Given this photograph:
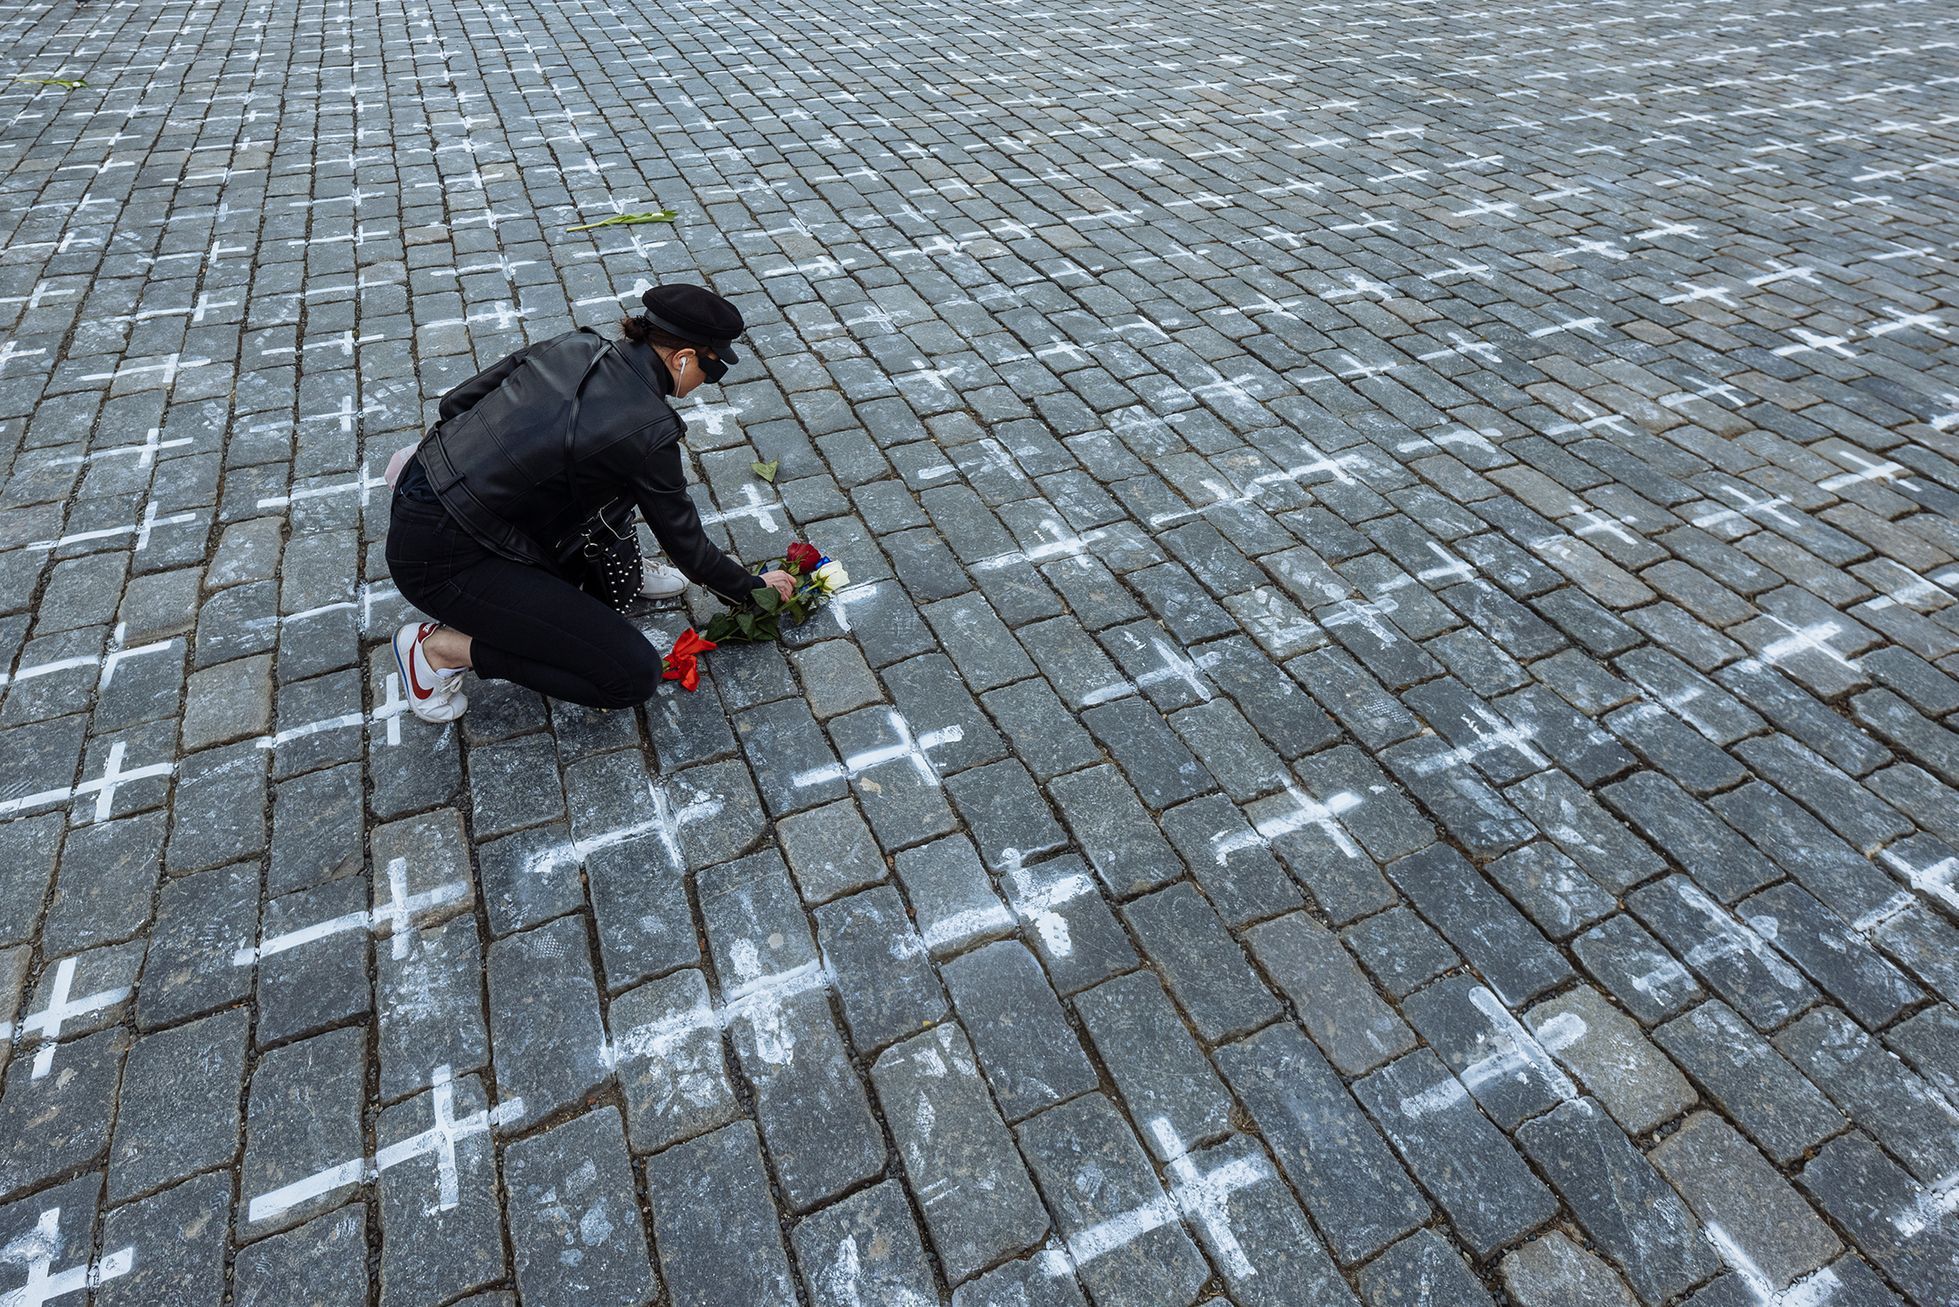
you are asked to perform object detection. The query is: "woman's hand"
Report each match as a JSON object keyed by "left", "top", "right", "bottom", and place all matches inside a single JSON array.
[{"left": 759, "top": 569, "right": 795, "bottom": 602}]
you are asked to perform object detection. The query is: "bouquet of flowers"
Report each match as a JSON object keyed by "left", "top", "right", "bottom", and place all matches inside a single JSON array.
[{"left": 661, "top": 541, "right": 848, "bottom": 690}]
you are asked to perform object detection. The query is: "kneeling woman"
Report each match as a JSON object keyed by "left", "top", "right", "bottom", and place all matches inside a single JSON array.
[{"left": 385, "top": 283, "right": 794, "bottom": 722}]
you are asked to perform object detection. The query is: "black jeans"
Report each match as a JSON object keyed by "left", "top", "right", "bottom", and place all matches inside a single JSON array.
[{"left": 385, "top": 489, "right": 662, "bottom": 710}]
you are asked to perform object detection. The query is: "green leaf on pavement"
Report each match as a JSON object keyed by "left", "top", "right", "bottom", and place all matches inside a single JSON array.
[
  {"left": 751, "top": 459, "right": 778, "bottom": 483},
  {"left": 565, "top": 209, "right": 678, "bottom": 232}
]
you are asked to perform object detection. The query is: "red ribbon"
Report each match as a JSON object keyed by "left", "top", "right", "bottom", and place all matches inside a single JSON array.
[{"left": 661, "top": 628, "right": 718, "bottom": 692}]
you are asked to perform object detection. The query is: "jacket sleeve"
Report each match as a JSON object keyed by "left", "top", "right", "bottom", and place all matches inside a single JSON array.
[
  {"left": 630, "top": 441, "right": 761, "bottom": 605},
  {"left": 437, "top": 342, "right": 541, "bottom": 422}
]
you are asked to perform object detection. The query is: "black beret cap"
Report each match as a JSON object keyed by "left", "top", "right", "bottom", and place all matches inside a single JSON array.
[{"left": 640, "top": 283, "right": 744, "bottom": 365}]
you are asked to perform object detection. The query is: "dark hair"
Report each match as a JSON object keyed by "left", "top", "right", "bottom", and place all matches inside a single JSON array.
[{"left": 618, "top": 314, "right": 695, "bottom": 353}]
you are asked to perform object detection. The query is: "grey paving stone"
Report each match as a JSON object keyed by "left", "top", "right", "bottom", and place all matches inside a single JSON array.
[
  {"left": 166, "top": 740, "right": 268, "bottom": 872},
  {"left": 1741, "top": 881, "right": 1922, "bottom": 1027},
  {"left": 0, "top": 1024, "right": 125, "bottom": 1202},
  {"left": 108, "top": 1008, "right": 246, "bottom": 1201},
  {"left": 1630, "top": 874, "right": 1818, "bottom": 1029},
  {"left": 607, "top": 969, "right": 738, "bottom": 1154},
  {"left": 825, "top": 704, "right": 962, "bottom": 848},
  {"left": 815, "top": 885, "right": 946, "bottom": 1051},
  {"left": 701, "top": 854, "right": 883, "bottom": 1209},
  {"left": 777, "top": 798, "right": 885, "bottom": 903},
  {"left": 794, "top": 1179, "right": 940, "bottom": 1307},
  {"left": 1176, "top": 1133, "right": 1358, "bottom": 1307},
  {"left": 1774, "top": 1007, "right": 1959, "bottom": 1185},
  {"left": 1887, "top": 1004, "right": 1959, "bottom": 1102},
  {"left": 267, "top": 762, "right": 364, "bottom": 895},
  {"left": 232, "top": 1202, "right": 369, "bottom": 1307},
  {"left": 1084, "top": 695, "right": 1215, "bottom": 808},
  {"left": 1215, "top": 1022, "right": 1428, "bottom": 1265},
  {"left": 1485, "top": 841, "right": 1616, "bottom": 940},
  {"left": 505, "top": 1106, "right": 656, "bottom": 1307},
  {"left": 873, "top": 1021, "right": 1049, "bottom": 1283},
  {"left": 237, "top": 1025, "right": 366, "bottom": 1239},
  {"left": 947, "top": 758, "right": 1070, "bottom": 871},
  {"left": 1500, "top": 1232, "right": 1640, "bottom": 1307},
  {"left": 475, "top": 823, "right": 586, "bottom": 937},
  {"left": 376, "top": 1073, "right": 507, "bottom": 1306},
  {"left": 645, "top": 1119, "right": 798, "bottom": 1307},
  {"left": 1342, "top": 906, "right": 1460, "bottom": 999},
  {"left": 1076, "top": 970, "right": 1235, "bottom": 1159},
  {"left": 1353, "top": 1048, "right": 1559, "bottom": 1257},
  {"left": 1018, "top": 1094, "right": 1211, "bottom": 1307},
  {"left": 1656, "top": 1002, "right": 1845, "bottom": 1165},
  {"left": 943, "top": 939, "right": 1099, "bottom": 1120},
  {"left": 485, "top": 914, "right": 609, "bottom": 1128},
  {"left": 1518, "top": 1097, "right": 1719, "bottom": 1304},
  {"left": 1573, "top": 914, "right": 1705, "bottom": 1025},
  {"left": 0, "top": 812, "right": 60, "bottom": 948},
  {"left": 1525, "top": 985, "right": 1693, "bottom": 1136},
  {"left": 984, "top": 677, "right": 1106, "bottom": 781},
  {"left": 893, "top": 834, "right": 1015, "bottom": 959},
  {"left": 1799, "top": 1133, "right": 1959, "bottom": 1306},
  {"left": 137, "top": 858, "right": 257, "bottom": 1028},
  {"left": 1244, "top": 911, "right": 1412, "bottom": 1075},
  {"left": 97, "top": 1170, "right": 231, "bottom": 1307},
  {"left": 1048, "top": 764, "right": 1185, "bottom": 899},
  {"left": 789, "top": 637, "right": 883, "bottom": 719},
  {"left": 1358, "top": 1230, "right": 1496, "bottom": 1307},
  {"left": 41, "top": 808, "right": 165, "bottom": 952},
  {"left": 255, "top": 876, "right": 371, "bottom": 1044},
  {"left": 1651, "top": 1111, "right": 1842, "bottom": 1293},
  {"left": 1506, "top": 768, "right": 1666, "bottom": 894},
  {"left": 1158, "top": 793, "right": 1303, "bottom": 927},
  {"left": 1126, "top": 882, "right": 1280, "bottom": 1044},
  {"left": 1386, "top": 844, "right": 1572, "bottom": 1006},
  {"left": 951, "top": 1257, "right": 1090, "bottom": 1307}
]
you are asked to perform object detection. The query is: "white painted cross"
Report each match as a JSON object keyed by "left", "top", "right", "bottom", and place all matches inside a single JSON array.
[
  {"left": 603, "top": 958, "right": 832, "bottom": 1073},
  {"left": 1216, "top": 787, "right": 1364, "bottom": 862},
  {"left": 246, "top": 1065, "right": 522, "bottom": 1225},
  {"left": 5, "top": 957, "right": 132, "bottom": 1081},
  {"left": 1772, "top": 329, "right": 1858, "bottom": 360},
  {"left": 792, "top": 711, "right": 964, "bottom": 789},
  {"left": 44, "top": 428, "right": 190, "bottom": 469},
  {"left": 697, "top": 484, "right": 782, "bottom": 533},
  {"left": 25, "top": 502, "right": 201, "bottom": 554},
  {"left": 1704, "top": 1224, "right": 1842, "bottom": 1306},
  {"left": 256, "top": 466, "right": 390, "bottom": 512},
  {"left": 1818, "top": 449, "right": 1913, "bottom": 493},
  {"left": 0, "top": 340, "right": 49, "bottom": 379},
  {"left": 1755, "top": 617, "right": 1858, "bottom": 672},
  {"left": 78, "top": 354, "right": 212, "bottom": 387},
  {"left": 231, "top": 861, "right": 469, "bottom": 967},
  {"left": 0, "top": 744, "right": 175, "bottom": 821},
  {"left": 0, "top": 1207, "right": 134, "bottom": 1307},
  {"left": 1147, "top": 1119, "right": 1262, "bottom": 1280}
]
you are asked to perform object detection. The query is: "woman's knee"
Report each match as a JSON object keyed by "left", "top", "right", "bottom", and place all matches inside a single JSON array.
[{"left": 592, "top": 641, "right": 662, "bottom": 709}]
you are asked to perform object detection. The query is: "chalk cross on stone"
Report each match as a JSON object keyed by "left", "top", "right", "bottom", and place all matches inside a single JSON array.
[
  {"left": 1217, "top": 786, "right": 1365, "bottom": 862},
  {"left": 232, "top": 860, "right": 470, "bottom": 967},
  {"left": 0, "top": 1207, "right": 135, "bottom": 1307},
  {"left": 5, "top": 957, "right": 132, "bottom": 1081},
  {"left": 792, "top": 710, "right": 964, "bottom": 789},
  {"left": 246, "top": 1065, "right": 522, "bottom": 1225}
]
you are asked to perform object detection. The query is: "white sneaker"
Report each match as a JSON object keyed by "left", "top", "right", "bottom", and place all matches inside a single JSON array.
[
  {"left": 639, "top": 560, "right": 689, "bottom": 599},
  {"left": 392, "top": 621, "right": 469, "bottom": 723}
]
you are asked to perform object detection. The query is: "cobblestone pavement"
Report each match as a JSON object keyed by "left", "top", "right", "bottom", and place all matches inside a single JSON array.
[{"left": 2, "top": 0, "right": 1958, "bottom": 1302}]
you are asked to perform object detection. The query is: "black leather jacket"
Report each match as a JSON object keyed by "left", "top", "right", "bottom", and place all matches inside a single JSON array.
[{"left": 416, "top": 328, "right": 756, "bottom": 603}]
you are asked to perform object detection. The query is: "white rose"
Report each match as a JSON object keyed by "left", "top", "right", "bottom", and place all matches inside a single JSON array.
[{"left": 814, "top": 560, "right": 849, "bottom": 591}]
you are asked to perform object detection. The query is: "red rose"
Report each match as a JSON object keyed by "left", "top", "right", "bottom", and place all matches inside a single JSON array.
[{"left": 785, "top": 541, "right": 822, "bottom": 574}]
